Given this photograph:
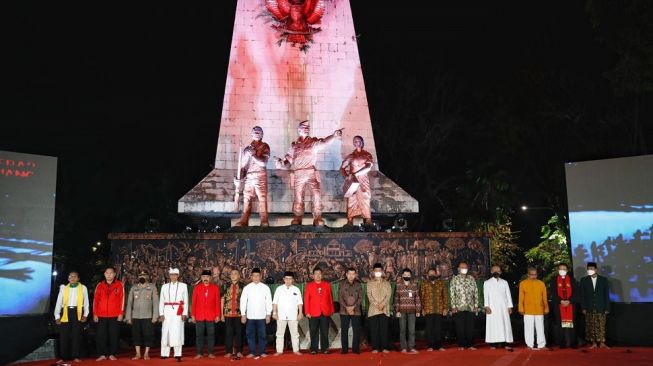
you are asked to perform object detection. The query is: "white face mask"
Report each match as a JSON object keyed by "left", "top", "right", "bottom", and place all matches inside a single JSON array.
[
  {"left": 374, "top": 271, "right": 382, "bottom": 278},
  {"left": 587, "top": 269, "right": 596, "bottom": 276},
  {"left": 459, "top": 268, "right": 468, "bottom": 275},
  {"left": 559, "top": 270, "right": 567, "bottom": 277}
]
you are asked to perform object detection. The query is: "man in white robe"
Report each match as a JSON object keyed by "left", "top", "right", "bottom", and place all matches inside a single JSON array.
[
  {"left": 159, "top": 268, "right": 189, "bottom": 361},
  {"left": 483, "top": 265, "right": 514, "bottom": 350}
]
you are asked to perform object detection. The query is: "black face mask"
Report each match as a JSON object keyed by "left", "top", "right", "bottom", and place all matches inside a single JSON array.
[
  {"left": 402, "top": 277, "right": 411, "bottom": 282},
  {"left": 428, "top": 275, "right": 437, "bottom": 281},
  {"left": 492, "top": 272, "right": 501, "bottom": 278},
  {"left": 138, "top": 277, "right": 146, "bottom": 284}
]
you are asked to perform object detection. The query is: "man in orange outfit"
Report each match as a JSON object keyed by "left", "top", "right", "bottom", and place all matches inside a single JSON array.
[{"left": 518, "top": 267, "right": 549, "bottom": 350}]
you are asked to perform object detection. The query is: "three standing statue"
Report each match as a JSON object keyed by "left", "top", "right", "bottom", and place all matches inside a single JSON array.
[{"left": 233, "top": 121, "right": 374, "bottom": 227}]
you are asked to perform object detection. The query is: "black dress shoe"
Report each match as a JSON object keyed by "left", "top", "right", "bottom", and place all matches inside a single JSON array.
[
  {"left": 340, "top": 350, "right": 348, "bottom": 354},
  {"left": 310, "top": 351, "right": 317, "bottom": 355},
  {"left": 353, "top": 351, "right": 360, "bottom": 354},
  {"left": 161, "top": 357, "right": 168, "bottom": 359},
  {"left": 322, "top": 350, "right": 330, "bottom": 354},
  {"left": 175, "top": 356, "right": 182, "bottom": 362}
]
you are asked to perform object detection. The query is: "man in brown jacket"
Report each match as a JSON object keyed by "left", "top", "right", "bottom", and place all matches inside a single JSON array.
[{"left": 419, "top": 267, "right": 449, "bottom": 351}]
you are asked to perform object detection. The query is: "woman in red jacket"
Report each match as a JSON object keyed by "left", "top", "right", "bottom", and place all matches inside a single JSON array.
[
  {"left": 93, "top": 267, "right": 124, "bottom": 361},
  {"left": 303, "top": 267, "right": 334, "bottom": 354}
]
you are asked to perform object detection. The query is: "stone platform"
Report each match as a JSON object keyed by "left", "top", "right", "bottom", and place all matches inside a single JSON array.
[{"left": 178, "top": 169, "right": 418, "bottom": 223}]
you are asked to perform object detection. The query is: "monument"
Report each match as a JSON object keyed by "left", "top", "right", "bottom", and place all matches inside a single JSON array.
[{"left": 178, "top": 0, "right": 418, "bottom": 226}]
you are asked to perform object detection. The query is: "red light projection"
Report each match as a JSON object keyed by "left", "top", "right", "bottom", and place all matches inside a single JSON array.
[
  {"left": 264, "top": 0, "right": 326, "bottom": 51},
  {"left": 0, "top": 159, "right": 37, "bottom": 178}
]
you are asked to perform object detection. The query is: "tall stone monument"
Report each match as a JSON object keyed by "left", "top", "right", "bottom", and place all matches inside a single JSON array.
[{"left": 179, "top": 0, "right": 418, "bottom": 226}]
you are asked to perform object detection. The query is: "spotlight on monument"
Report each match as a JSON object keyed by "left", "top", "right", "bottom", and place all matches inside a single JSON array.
[
  {"left": 394, "top": 214, "right": 407, "bottom": 232},
  {"left": 442, "top": 218, "right": 455, "bottom": 232},
  {"left": 197, "top": 218, "right": 210, "bottom": 233},
  {"left": 145, "top": 218, "right": 160, "bottom": 233},
  {"left": 358, "top": 223, "right": 365, "bottom": 232},
  {"left": 521, "top": 205, "right": 528, "bottom": 211},
  {"left": 211, "top": 225, "right": 222, "bottom": 233},
  {"left": 183, "top": 226, "right": 194, "bottom": 233}
]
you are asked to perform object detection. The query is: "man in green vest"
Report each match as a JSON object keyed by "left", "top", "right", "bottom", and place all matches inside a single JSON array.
[{"left": 54, "top": 271, "right": 90, "bottom": 363}]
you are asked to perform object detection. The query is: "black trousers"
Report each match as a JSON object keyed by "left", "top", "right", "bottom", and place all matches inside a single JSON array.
[
  {"left": 454, "top": 311, "right": 475, "bottom": 348},
  {"left": 59, "top": 308, "right": 83, "bottom": 360},
  {"left": 308, "top": 315, "right": 329, "bottom": 352},
  {"left": 368, "top": 314, "right": 388, "bottom": 351},
  {"left": 424, "top": 314, "right": 444, "bottom": 349},
  {"left": 96, "top": 317, "right": 119, "bottom": 356},
  {"left": 553, "top": 321, "right": 577, "bottom": 348},
  {"left": 340, "top": 314, "right": 361, "bottom": 353},
  {"left": 131, "top": 318, "right": 155, "bottom": 348},
  {"left": 224, "top": 317, "right": 243, "bottom": 354},
  {"left": 195, "top": 321, "right": 216, "bottom": 355}
]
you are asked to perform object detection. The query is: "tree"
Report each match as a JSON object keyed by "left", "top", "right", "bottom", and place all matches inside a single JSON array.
[
  {"left": 486, "top": 214, "right": 522, "bottom": 273},
  {"left": 525, "top": 214, "right": 571, "bottom": 283}
]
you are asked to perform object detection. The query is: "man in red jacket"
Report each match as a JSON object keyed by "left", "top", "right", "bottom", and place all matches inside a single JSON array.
[
  {"left": 93, "top": 267, "right": 124, "bottom": 361},
  {"left": 191, "top": 270, "right": 221, "bottom": 359},
  {"left": 303, "top": 267, "right": 334, "bottom": 354}
]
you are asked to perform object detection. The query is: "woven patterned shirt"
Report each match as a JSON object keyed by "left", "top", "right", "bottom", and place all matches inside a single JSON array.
[
  {"left": 394, "top": 281, "right": 422, "bottom": 314},
  {"left": 449, "top": 275, "right": 479, "bottom": 312},
  {"left": 420, "top": 280, "right": 449, "bottom": 315}
]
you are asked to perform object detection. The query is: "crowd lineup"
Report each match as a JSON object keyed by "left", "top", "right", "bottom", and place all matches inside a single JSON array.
[{"left": 53, "top": 261, "right": 611, "bottom": 362}]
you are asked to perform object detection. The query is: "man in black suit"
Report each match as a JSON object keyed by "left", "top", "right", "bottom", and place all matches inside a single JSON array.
[
  {"left": 579, "top": 262, "right": 610, "bottom": 349},
  {"left": 549, "top": 263, "right": 578, "bottom": 349}
]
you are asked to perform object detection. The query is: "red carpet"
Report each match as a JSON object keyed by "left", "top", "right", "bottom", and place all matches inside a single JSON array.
[{"left": 21, "top": 346, "right": 653, "bottom": 366}]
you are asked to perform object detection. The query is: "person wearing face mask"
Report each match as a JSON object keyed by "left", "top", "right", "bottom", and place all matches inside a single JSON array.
[
  {"left": 579, "top": 262, "right": 610, "bottom": 349},
  {"left": 483, "top": 265, "right": 514, "bottom": 350},
  {"left": 366, "top": 263, "right": 391, "bottom": 353},
  {"left": 450, "top": 262, "right": 480, "bottom": 350},
  {"left": 549, "top": 263, "right": 578, "bottom": 349},
  {"left": 394, "top": 268, "right": 421, "bottom": 353},
  {"left": 125, "top": 271, "right": 159, "bottom": 360},
  {"left": 419, "top": 267, "right": 449, "bottom": 351},
  {"left": 191, "top": 269, "right": 222, "bottom": 359},
  {"left": 518, "top": 267, "right": 549, "bottom": 350}
]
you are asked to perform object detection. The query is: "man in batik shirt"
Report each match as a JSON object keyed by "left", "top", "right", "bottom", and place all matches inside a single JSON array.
[{"left": 449, "top": 262, "right": 479, "bottom": 350}]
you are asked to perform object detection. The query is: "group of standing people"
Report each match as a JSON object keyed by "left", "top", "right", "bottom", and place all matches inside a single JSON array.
[{"left": 53, "top": 261, "right": 612, "bottom": 362}]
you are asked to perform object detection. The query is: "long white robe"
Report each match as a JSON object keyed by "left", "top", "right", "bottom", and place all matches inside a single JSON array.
[
  {"left": 483, "top": 277, "right": 514, "bottom": 343},
  {"left": 159, "top": 282, "right": 188, "bottom": 347}
]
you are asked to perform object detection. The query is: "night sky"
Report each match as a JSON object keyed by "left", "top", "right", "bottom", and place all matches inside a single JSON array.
[{"left": 2, "top": 2, "right": 652, "bottom": 273}]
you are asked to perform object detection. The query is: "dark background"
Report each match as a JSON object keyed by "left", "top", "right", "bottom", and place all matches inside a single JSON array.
[
  {"left": 1, "top": 2, "right": 653, "bottom": 358},
  {"left": 4, "top": 1, "right": 652, "bottom": 275}
]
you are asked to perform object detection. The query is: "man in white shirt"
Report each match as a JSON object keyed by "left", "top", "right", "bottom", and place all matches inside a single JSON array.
[
  {"left": 54, "top": 271, "right": 89, "bottom": 363},
  {"left": 159, "top": 268, "right": 189, "bottom": 361},
  {"left": 272, "top": 271, "right": 304, "bottom": 356},
  {"left": 240, "top": 268, "right": 272, "bottom": 359}
]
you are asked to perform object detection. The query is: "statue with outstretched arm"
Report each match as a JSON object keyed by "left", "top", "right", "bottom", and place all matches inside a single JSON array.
[
  {"left": 234, "top": 126, "right": 270, "bottom": 227},
  {"left": 340, "top": 135, "right": 374, "bottom": 225},
  {"left": 275, "top": 120, "right": 343, "bottom": 226}
]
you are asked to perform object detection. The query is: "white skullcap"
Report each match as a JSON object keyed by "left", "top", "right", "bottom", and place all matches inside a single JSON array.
[{"left": 168, "top": 268, "right": 180, "bottom": 275}]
